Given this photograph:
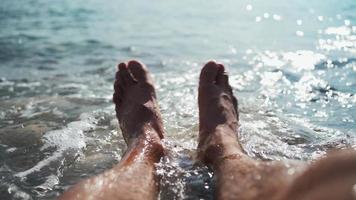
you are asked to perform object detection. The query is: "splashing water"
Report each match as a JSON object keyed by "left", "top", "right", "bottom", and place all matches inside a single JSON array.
[{"left": 0, "top": 0, "right": 355, "bottom": 199}]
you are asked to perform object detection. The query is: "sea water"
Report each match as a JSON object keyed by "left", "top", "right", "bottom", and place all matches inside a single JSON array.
[{"left": 0, "top": 0, "right": 355, "bottom": 199}]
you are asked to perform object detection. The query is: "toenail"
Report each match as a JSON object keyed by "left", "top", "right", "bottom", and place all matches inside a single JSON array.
[{"left": 206, "top": 60, "right": 217, "bottom": 66}]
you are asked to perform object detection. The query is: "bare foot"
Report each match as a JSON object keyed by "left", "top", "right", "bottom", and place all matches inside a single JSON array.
[
  {"left": 113, "top": 60, "right": 164, "bottom": 160},
  {"left": 58, "top": 61, "right": 165, "bottom": 200},
  {"left": 197, "top": 61, "right": 242, "bottom": 166},
  {"left": 197, "top": 62, "right": 295, "bottom": 200}
]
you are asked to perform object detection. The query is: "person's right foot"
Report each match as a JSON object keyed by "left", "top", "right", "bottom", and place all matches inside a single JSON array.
[
  {"left": 197, "top": 61, "right": 242, "bottom": 166},
  {"left": 113, "top": 60, "right": 164, "bottom": 156}
]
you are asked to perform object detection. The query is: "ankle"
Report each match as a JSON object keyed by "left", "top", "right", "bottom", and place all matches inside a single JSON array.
[
  {"left": 126, "top": 133, "right": 164, "bottom": 162},
  {"left": 198, "top": 127, "right": 243, "bottom": 165}
]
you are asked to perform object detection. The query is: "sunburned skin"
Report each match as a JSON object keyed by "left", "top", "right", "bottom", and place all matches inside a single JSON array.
[{"left": 59, "top": 60, "right": 356, "bottom": 200}]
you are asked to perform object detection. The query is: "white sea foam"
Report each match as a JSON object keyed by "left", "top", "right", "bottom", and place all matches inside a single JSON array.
[
  {"left": 6, "top": 184, "right": 32, "bottom": 200},
  {"left": 15, "top": 113, "right": 97, "bottom": 178},
  {"left": 240, "top": 120, "right": 306, "bottom": 160}
]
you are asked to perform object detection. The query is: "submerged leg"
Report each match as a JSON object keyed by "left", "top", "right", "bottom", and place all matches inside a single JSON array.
[
  {"left": 59, "top": 60, "right": 164, "bottom": 200},
  {"left": 197, "top": 61, "right": 295, "bottom": 200}
]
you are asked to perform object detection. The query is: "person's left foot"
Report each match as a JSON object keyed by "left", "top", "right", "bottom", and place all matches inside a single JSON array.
[{"left": 113, "top": 60, "right": 164, "bottom": 149}]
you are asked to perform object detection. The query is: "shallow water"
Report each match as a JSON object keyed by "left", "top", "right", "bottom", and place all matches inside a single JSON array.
[{"left": 0, "top": 0, "right": 355, "bottom": 199}]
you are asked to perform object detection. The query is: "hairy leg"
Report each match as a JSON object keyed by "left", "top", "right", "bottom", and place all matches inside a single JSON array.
[
  {"left": 197, "top": 61, "right": 298, "bottom": 200},
  {"left": 59, "top": 60, "right": 164, "bottom": 200},
  {"left": 278, "top": 149, "right": 356, "bottom": 200},
  {"left": 197, "top": 61, "right": 356, "bottom": 200}
]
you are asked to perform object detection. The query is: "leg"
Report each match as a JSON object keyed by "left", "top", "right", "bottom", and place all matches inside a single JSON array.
[
  {"left": 278, "top": 149, "right": 356, "bottom": 200},
  {"left": 197, "top": 61, "right": 356, "bottom": 200},
  {"left": 59, "top": 60, "right": 164, "bottom": 200},
  {"left": 197, "top": 61, "right": 296, "bottom": 200}
]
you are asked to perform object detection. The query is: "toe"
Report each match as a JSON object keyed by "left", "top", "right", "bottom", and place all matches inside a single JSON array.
[
  {"left": 216, "top": 64, "right": 238, "bottom": 118},
  {"left": 113, "top": 91, "right": 122, "bottom": 106},
  {"left": 128, "top": 60, "right": 151, "bottom": 83},
  {"left": 216, "top": 64, "right": 228, "bottom": 86},
  {"left": 113, "top": 63, "right": 126, "bottom": 105},
  {"left": 113, "top": 79, "right": 124, "bottom": 103},
  {"left": 118, "top": 62, "right": 136, "bottom": 86},
  {"left": 118, "top": 62, "right": 127, "bottom": 71},
  {"left": 200, "top": 61, "right": 221, "bottom": 84},
  {"left": 216, "top": 64, "right": 233, "bottom": 93},
  {"left": 113, "top": 79, "right": 120, "bottom": 100},
  {"left": 232, "top": 96, "right": 239, "bottom": 121},
  {"left": 216, "top": 73, "right": 229, "bottom": 86}
]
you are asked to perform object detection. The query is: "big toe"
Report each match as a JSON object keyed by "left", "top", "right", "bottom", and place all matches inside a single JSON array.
[
  {"left": 113, "top": 63, "right": 127, "bottom": 106},
  {"left": 200, "top": 61, "right": 224, "bottom": 84},
  {"left": 128, "top": 60, "right": 152, "bottom": 83}
]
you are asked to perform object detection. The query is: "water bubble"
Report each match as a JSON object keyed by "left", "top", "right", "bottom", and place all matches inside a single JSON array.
[
  {"left": 246, "top": 4, "right": 253, "bottom": 11},
  {"left": 208, "top": 172, "right": 213, "bottom": 178},
  {"left": 287, "top": 168, "right": 296, "bottom": 175},
  {"left": 273, "top": 14, "right": 282, "bottom": 21},
  {"left": 296, "top": 31, "right": 304, "bottom": 37},
  {"left": 318, "top": 16, "right": 324, "bottom": 21},
  {"left": 296, "top": 20, "right": 303, "bottom": 26},
  {"left": 230, "top": 47, "right": 237, "bottom": 54},
  {"left": 263, "top": 13, "right": 270, "bottom": 19},
  {"left": 255, "top": 16, "right": 262, "bottom": 22},
  {"left": 344, "top": 20, "right": 351, "bottom": 26},
  {"left": 6, "top": 147, "right": 16, "bottom": 153}
]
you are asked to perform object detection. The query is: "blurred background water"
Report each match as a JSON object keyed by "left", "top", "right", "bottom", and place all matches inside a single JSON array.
[{"left": 0, "top": 0, "right": 355, "bottom": 199}]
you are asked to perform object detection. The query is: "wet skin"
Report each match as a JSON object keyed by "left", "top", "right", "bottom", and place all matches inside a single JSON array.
[
  {"left": 197, "top": 61, "right": 356, "bottom": 200},
  {"left": 59, "top": 60, "right": 356, "bottom": 200},
  {"left": 59, "top": 61, "right": 164, "bottom": 200}
]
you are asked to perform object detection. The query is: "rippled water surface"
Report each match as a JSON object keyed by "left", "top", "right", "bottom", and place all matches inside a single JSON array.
[{"left": 0, "top": 0, "right": 355, "bottom": 199}]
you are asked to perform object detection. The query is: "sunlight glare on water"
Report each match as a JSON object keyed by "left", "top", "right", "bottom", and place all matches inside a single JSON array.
[{"left": 0, "top": 0, "right": 355, "bottom": 199}]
